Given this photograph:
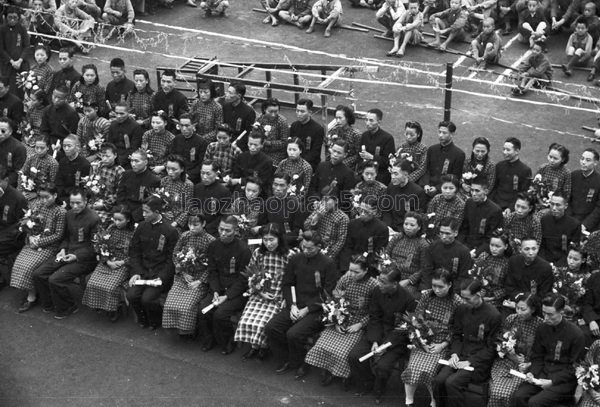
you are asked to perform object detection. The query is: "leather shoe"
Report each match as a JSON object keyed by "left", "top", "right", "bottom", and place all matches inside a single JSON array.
[
  {"left": 221, "top": 341, "right": 235, "bottom": 355},
  {"left": 18, "top": 299, "right": 36, "bottom": 313},
  {"left": 242, "top": 348, "right": 258, "bottom": 360},
  {"left": 201, "top": 339, "right": 215, "bottom": 352},
  {"left": 294, "top": 365, "right": 310, "bottom": 380},
  {"left": 275, "top": 362, "right": 291, "bottom": 374},
  {"left": 320, "top": 370, "right": 334, "bottom": 386},
  {"left": 257, "top": 347, "right": 269, "bottom": 360}
]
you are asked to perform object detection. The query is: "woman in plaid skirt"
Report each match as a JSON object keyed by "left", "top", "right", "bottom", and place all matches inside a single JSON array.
[
  {"left": 350, "top": 161, "right": 387, "bottom": 218},
  {"left": 472, "top": 230, "right": 511, "bottom": 309},
  {"left": 275, "top": 137, "right": 313, "bottom": 199},
  {"left": 387, "top": 212, "right": 429, "bottom": 297},
  {"left": 257, "top": 98, "right": 290, "bottom": 166},
  {"left": 395, "top": 120, "right": 428, "bottom": 184},
  {"left": 488, "top": 293, "right": 542, "bottom": 407},
  {"left": 503, "top": 193, "right": 541, "bottom": 253},
  {"left": 82, "top": 205, "right": 135, "bottom": 321},
  {"left": 162, "top": 213, "right": 215, "bottom": 336},
  {"left": 160, "top": 155, "right": 194, "bottom": 231},
  {"left": 142, "top": 111, "right": 175, "bottom": 175},
  {"left": 578, "top": 339, "right": 600, "bottom": 407},
  {"left": 401, "top": 268, "right": 464, "bottom": 407},
  {"left": 460, "top": 137, "right": 496, "bottom": 201},
  {"left": 234, "top": 223, "right": 289, "bottom": 360},
  {"left": 534, "top": 143, "right": 571, "bottom": 211},
  {"left": 305, "top": 254, "right": 377, "bottom": 385},
  {"left": 11, "top": 183, "right": 66, "bottom": 312},
  {"left": 427, "top": 175, "right": 466, "bottom": 231},
  {"left": 17, "top": 135, "right": 58, "bottom": 203}
]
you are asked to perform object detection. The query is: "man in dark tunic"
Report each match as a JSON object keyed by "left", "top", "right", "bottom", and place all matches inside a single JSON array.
[
  {"left": 433, "top": 278, "right": 502, "bottom": 407},
  {"left": 107, "top": 102, "right": 143, "bottom": 169},
  {"left": 359, "top": 108, "right": 395, "bottom": 185},
  {"left": 422, "top": 121, "right": 465, "bottom": 197},
  {"left": 289, "top": 98, "right": 324, "bottom": 171},
  {"left": 0, "top": 117, "right": 26, "bottom": 186},
  {"left": 265, "top": 231, "right": 337, "bottom": 379},
  {"left": 151, "top": 69, "right": 189, "bottom": 132},
  {"left": 348, "top": 268, "right": 417, "bottom": 403},
  {"left": 169, "top": 113, "right": 208, "bottom": 185},
  {"left": 512, "top": 293, "right": 585, "bottom": 407},
  {"left": 55, "top": 135, "right": 91, "bottom": 205},
  {"left": 192, "top": 160, "right": 232, "bottom": 237},
  {"left": 32, "top": 188, "right": 99, "bottom": 319},
  {"left": 116, "top": 149, "right": 161, "bottom": 222},
  {"left": 197, "top": 216, "right": 251, "bottom": 354},
  {"left": 126, "top": 196, "right": 179, "bottom": 329},
  {"left": 221, "top": 82, "right": 256, "bottom": 150},
  {"left": 490, "top": 137, "right": 532, "bottom": 211}
]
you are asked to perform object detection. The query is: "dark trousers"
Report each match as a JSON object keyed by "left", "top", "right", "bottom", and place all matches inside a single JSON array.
[
  {"left": 126, "top": 285, "right": 164, "bottom": 328},
  {"left": 348, "top": 335, "right": 410, "bottom": 394},
  {"left": 197, "top": 295, "right": 246, "bottom": 349},
  {"left": 377, "top": 14, "right": 394, "bottom": 32},
  {"left": 432, "top": 366, "right": 474, "bottom": 407},
  {"left": 264, "top": 309, "right": 323, "bottom": 368},
  {"left": 511, "top": 381, "right": 576, "bottom": 407},
  {"left": 33, "top": 258, "right": 96, "bottom": 313}
]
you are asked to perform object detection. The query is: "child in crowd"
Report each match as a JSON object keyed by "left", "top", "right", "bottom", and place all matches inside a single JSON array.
[
  {"left": 562, "top": 17, "right": 593, "bottom": 77},
  {"left": 512, "top": 41, "right": 552, "bottom": 96}
]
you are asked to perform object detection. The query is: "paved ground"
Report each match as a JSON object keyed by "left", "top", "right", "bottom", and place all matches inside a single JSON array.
[{"left": 0, "top": 286, "right": 417, "bottom": 407}]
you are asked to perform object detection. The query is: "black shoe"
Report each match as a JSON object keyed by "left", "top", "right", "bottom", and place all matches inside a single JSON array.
[
  {"left": 375, "top": 392, "right": 383, "bottom": 404},
  {"left": 320, "top": 370, "right": 334, "bottom": 386},
  {"left": 221, "top": 340, "right": 235, "bottom": 355},
  {"left": 201, "top": 339, "right": 215, "bottom": 352},
  {"left": 42, "top": 306, "right": 54, "bottom": 314},
  {"left": 18, "top": 299, "right": 37, "bottom": 313},
  {"left": 275, "top": 362, "right": 291, "bottom": 374},
  {"left": 54, "top": 305, "right": 79, "bottom": 320},
  {"left": 257, "top": 348, "right": 269, "bottom": 360},
  {"left": 242, "top": 348, "right": 258, "bottom": 360},
  {"left": 294, "top": 364, "right": 310, "bottom": 380}
]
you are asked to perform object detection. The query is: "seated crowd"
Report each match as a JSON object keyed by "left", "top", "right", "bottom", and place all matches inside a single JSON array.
[{"left": 0, "top": 45, "right": 600, "bottom": 405}]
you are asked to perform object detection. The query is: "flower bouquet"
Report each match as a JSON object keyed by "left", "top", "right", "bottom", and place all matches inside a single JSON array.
[
  {"left": 287, "top": 174, "right": 305, "bottom": 197},
  {"left": 87, "top": 133, "right": 105, "bottom": 152},
  {"left": 16, "top": 70, "right": 40, "bottom": 98},
  {"left": 576, "top": 362, "right": 600, "bottom": 391},
  {"left": 93, "top": 225, "right": 114, "bottom": 261},
  {"left": 395, "top": 312, "right": 435, "bottom": 351},
  {"left": 241, "top": 261, "right": 273, "bottom": 298},
  {"left": 71, "top": 91, "right": 84, "bottom": 114},
  {"left": 374, "top": 250, "right": 394, "bottom": 274},
  {"left": 19, "top": 209, "right": 45, "bottom": 236},
  {"left": 322, "top": 296, "right": 350, "bottom": 329},
  {"left": 468, "top": 264, "right": 491, "bottom": 287},
  {"left": 528, "top": 174, "right": 553, "bottom": 208},
  {"left": 496, "top": 329, "right": 518, "bottom": 358},
  {"left": 175, "top": 246, "right": 208, "bottom": 274},
  {"left": 81, "top": 173, "right": 106, "bottom": 199},
  {"left": 552, "top": 264, "right": 587, "bottom": 311}
]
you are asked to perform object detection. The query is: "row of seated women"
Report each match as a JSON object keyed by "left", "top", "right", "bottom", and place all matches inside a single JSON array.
[{"left": 6, "top": 182, "right": 600, "bottom": 406}]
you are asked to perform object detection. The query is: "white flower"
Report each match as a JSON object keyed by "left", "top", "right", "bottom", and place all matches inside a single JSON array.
[
  {"left": 25, "top": 83, "right": 32, "bottom": 89},
  {"left": 30, "top": 167, "right": 38, "bottom": 174},
  {"left": 263, "top": 125, "right": 272, "bottom": 133},
  {"left": 75, "top": 92, "right": 83, "bottom": 99},
  {"left": 26, "top": 220, "right": 35, "bottom": 229},
  {"left": 534, "top": 174, "right": 542, "bottom": 182},
  {"left": 32, "top": 85, "right": 39, "bottom": 91},
  {"left": 292, "top": 174, "right": 299, "bottom": 180}
]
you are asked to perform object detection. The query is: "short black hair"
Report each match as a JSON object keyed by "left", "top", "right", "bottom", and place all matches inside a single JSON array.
[{"left": 110, "top": 58, "right": 125, "bottom": 69}]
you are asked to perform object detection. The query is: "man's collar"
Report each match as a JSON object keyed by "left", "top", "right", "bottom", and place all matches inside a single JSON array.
[{"left": 152, "top": 215, "right": 163, "bottom": 225}]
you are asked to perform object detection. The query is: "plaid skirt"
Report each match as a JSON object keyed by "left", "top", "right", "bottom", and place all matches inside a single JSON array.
[
  {"left": 10, "top": 246, "right": 56, "bottom": 291},
  {"left": 488, "top": 358, "right": 523, "bottom": 407},
  {"left": 162, "top": 275, "right": 208, "bottom": 331},
  {"left": 82, "top": 264, "right": 128, "bottom": 311},
  {"left": 401, "top": 348, "right": 450, "bottom": 386},
  {"left": 580, "top": 393, "right": 599, "bottom": 407},
  {"left": 305, "top": 327, "right": 364, "bottom": 378},
  {"left": 234, "top": 296, "right": 281, "bottom": 348}
]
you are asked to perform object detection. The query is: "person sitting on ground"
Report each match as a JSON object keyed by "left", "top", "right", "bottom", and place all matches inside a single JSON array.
[
  {"left": 199, "top": 0, "right": 229, "bottom": 17},
  {"left": 468, "top": 17, "right": 502, "bottom": 69},
  {"left": 512, "top": 41, "right": 552, "bottom": 96},
  {"left": 376, "top": 0, "right": 406, "bottom": 38},
  {"left": 422, "top": 0, "right": 448, "bottom": 23},
  {"left": 386, "top": 0, "right": 423, "bottom": 57},
  {"left": 55, "top": 0, "right": 96, "bottom": 54},
  {"left": 279, "top": 0, "right": 313, "bottom": 28},
  {"left": 349, "top": 0, "right": 383, "bottom": 8},
  {"left": 101, "top": 0, "right": 135, "bottom": 34},
  {"left": 517, "top": 0, "right": 548, "bottom": 48},
  {"left": 306, "top": 0, "right": 343, "bottom": 38},
  {"left": 561, "top": 17, "right": 593, "bottom": 76},
  {"left": 261, "top": 0, "right": 292, "bottom": 26},
  {"left": 429, "top": 0, "right": 469, "bottom": 51},
  {"left": 577, "top": 2, "right": 600, "bottom": 45},
  {"left": 27, "top": 0, "right": 56, "bottom": 46}
]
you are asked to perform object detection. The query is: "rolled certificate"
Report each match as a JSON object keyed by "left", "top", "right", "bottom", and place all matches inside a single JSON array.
[
  {"left": 201, "top": 303, "right": 216, "bottom": 314},
  {"left": 232, "top": 130, "right": 247, "bottom": 147},
  {"left": 134, "top": 279, "right": 162, "bottom": 287},
  {"left": 359, "top": 342, "right": 392, "bottom": 362},
  {"left": 291, "top": 286, "right": 297, "bottom": 305},
  {"left": 438, "top": 359, "right": 475, "bottom": 371},
  {"left": 509, "top": 369, "right": 528, "bottom": 380}
]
